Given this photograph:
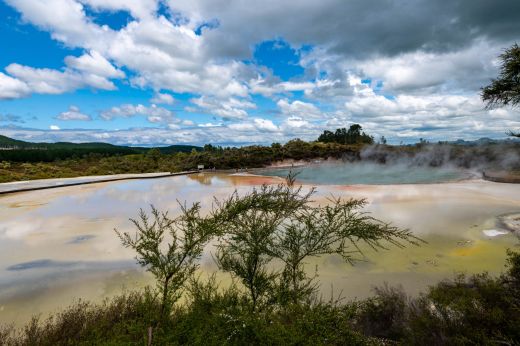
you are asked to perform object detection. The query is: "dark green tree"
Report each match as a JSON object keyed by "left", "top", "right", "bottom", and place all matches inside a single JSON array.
[
  {"left": 272, "top": 197, "right": 420, "bottom": 305},
  {"left": 213, "top": 176, "right": 313, "bottom": 311},
  {"left": 146, "top": 148, "right": 162, "bottom": 168},
  {"left": 214, "top": 174, "right": 420, "bottom": 309},
  {"left": 115, "top": 205, "right": 220, "bottom": 320},
  {"left": 482, "top": 43, "right": 520, "bottom": 136},
  {"left": 482, "top": 43, "right": 520, "bottom": 108},
  {"left": 317, "top": 130, "right": 335, "bottom": 143},
  {"left": 317, "top": 125, "right": 374, "bottom": 145}
]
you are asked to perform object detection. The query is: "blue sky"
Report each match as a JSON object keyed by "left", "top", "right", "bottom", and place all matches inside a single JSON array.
[{"left": 0, "top": 0, "right": 519, "bottom": 146}]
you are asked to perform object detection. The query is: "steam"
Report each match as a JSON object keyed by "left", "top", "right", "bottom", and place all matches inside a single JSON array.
[{"left": 358, "top": 142, "right": 520, "bottom": 172}]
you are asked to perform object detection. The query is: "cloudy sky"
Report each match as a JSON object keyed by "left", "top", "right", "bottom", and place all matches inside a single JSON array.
[{"left": 0, "top": 0, "right": 519, "bottom": 146}]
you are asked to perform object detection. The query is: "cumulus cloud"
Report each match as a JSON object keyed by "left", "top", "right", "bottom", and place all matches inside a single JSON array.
[
  {"left": 338, "top": 80, "right": 520, "bottom": 142},
  {"left": 100, "top": 103, "right": 175, "bottom": 124},
  {"left": 64, "top": 50, "right": 124, "bottom": 79},
  {"left": 56, "top": 106, "right": 92, "bottom": 121},
  {"left": 0, "top": 72, "right": 30, "bottom": 99},
  {"left": 3, "top": 1, "right": 253, "bottom": 99},
  {"left": 167, "top": 0, "right": 520, "bottom": 59},
  {"left": 2, "top": 50, "right": 124, "bottom": 97},
  {"left": 277, "top": 98, "right": 323, "bottom": 119},
  {"left": 150, "top": 92, "right": 175, "bottom": 105},
  {"left": 5, "top": 64, "right": 82, "bottom": 94},
  {"left": 249, "top": 77, "right": 315, "bottom": 97},
  {"left": 253, "top": 118, "right": 278, "bottom": 132},
  {"left": 4, "top": 0, "right": 111, "bottom": 48},
  {"left": 355, "top": 40, "right": 501, "bottom": 94},
  {"left": 189, "top": 96, "right": 256, "bottom": 120}
]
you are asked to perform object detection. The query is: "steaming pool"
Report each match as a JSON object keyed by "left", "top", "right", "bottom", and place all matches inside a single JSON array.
[
  {"left": 257, "top": 162, "right": 471, "bottom": 185},
  {"left": 0, "top": 166, "right": 519, "bottom": 326}
]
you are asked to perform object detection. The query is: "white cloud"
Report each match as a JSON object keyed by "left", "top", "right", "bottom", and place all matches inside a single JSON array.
[
  {"left": 3, "top": 50, "right": 124, "bottom": 97},
  {"left": 0, "top": 72, "right": 30, "bottom": 99},
  {"left": 56, "top": 106, "right": 92, "bottom": 121},
  {"left": 5, "top": 64, "right": 81, "bottom": 94},
  {"left": 253, "top": 118, "right": 278, "bottom": 132},
  {"left": 282, "top": 116, "right": 311, "bottom": 129},
  {"left": 249, "top": 77, "right": 315, "bottom": 97},
  {"left": 100, "top": 103, "right": 175, "bottom": 124},
  {"left": 64, "top": 50, "right": 124, "bottom": 79},
  {"left": 277, "top": 98, "right": 323, "bottom": 119},
  {"left": 189, "top": 96, "right": 256, "bottom": 120},
  {"left": 5, "top": 0, "right": 112, "bottom": 48},
  {"left": 356, "top": 40, "right": 500, "bottom": 94},
  {"left": 3, "top": 2, "right": 253, "bottom": 99},
  {"left": 150, "top": 92, "right": 175, "bottom": 105}
]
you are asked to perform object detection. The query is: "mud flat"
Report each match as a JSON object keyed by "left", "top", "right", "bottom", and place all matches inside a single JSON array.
[{"left": 498, "top": 213, "right": 520, "bottom": 236}]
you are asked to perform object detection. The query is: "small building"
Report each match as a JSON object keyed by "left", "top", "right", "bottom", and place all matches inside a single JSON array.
[{"left": 197, "top": 164, "right": 204, "bottom": 171}]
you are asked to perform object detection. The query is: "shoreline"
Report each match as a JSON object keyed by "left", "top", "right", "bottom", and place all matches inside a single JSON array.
[
  {"left": 1, "top": 164, "right": 517, "bottom": 196},
  {"left": 482, "top": 170, "right": 520, "bottom": 184}
]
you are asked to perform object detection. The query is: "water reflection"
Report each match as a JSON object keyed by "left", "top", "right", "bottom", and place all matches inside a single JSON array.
[{"left": 0, "top": 173, "right": 518, "bottom": 326}]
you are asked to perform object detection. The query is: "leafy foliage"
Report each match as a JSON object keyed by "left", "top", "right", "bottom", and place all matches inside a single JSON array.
[
  {"left": 213, "top": 174, "right": 420, "bottom": 309},
  {"left": 355, "top": 250, "right": 520, "bottom": 345},
  {"left": 482, "top": 43, "right": 520, "bottom": 109},
  {"left": 213, "top": 176, "right": 314, "bottom": 310},
  {"left": 115, "top": 205, "right": 220, "bottom": 319},
  {"left": 272, "top": 197, "right": 421, "bottom": 305},
  {"left": 317, "top": 125, "right": 374, "bottom": 145}
]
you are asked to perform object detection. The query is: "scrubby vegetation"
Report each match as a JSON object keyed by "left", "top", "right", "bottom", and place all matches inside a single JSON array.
[
  {"left": 1, "top": 177, "right": 519, "bottom": 345},
  {"left": 2, "top": 252, "right": 519, "bottom": 345}
]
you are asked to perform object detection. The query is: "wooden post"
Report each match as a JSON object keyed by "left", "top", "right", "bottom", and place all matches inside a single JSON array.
[{"left": 147, "top": 326, "right": 153, "bottom": 346}]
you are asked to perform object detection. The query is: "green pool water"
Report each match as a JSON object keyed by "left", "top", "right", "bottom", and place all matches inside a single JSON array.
[{"left": 258, "top": 162, "right": 471, "bottom": 185}]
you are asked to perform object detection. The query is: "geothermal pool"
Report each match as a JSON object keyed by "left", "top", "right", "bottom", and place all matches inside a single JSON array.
[
  {"left": 0, "top": 168, "right": 519, "bottom": 325},
  {"left": 257, "top": 162, "right": 472, "bottom": 184}
]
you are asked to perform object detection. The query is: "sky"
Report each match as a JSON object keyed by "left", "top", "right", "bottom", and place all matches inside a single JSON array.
[{"left": 0, "top": 0, "right": 519, "bottom": 146}]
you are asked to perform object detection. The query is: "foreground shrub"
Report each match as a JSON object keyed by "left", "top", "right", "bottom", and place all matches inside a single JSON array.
[
  {"left": 1, "top": 251, "right": 518, "bottom": 345},
  {"left": 0, "top": 288, "right": 371, "bottom": 345},
  {"left": 355, "top": 250, "right": 520, "bottom": 345},
  {"left": 0, "top": 290, "right": 160, "bottom": 345}
]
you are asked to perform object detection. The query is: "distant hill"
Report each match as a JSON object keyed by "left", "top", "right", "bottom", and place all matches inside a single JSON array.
[
  {"left": 449, "top": 137, "right": 520, "bottom": 146},
  {"left": 0, "top": 135, "right": 202, "bottom": 162}
]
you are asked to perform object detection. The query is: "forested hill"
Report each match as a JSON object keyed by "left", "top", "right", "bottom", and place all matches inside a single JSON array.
[{"left": 0, "top": 135, "right": 201, "bottom": 162}]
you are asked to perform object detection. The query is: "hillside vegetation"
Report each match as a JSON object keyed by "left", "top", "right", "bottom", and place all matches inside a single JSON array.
[{"left": 0, "top": 135, "right": 201, "bottom": 162}]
